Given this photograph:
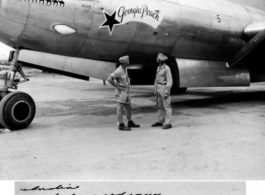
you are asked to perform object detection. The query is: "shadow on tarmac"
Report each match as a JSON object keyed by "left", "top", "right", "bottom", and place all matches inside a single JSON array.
[
  {"left": 33, "top": 90, "right": 265, "bottom": 118},
  {"left": 177, "top": 91, "right": 265, "bottom": 107}
]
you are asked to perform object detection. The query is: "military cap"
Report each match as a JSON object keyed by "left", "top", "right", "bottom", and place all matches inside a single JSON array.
[
  {"left": 157, "top": 53, "right": 168, "bottom": 61},
  {"left": 119, "top": 55, "right": 129, "bottom": 63}
]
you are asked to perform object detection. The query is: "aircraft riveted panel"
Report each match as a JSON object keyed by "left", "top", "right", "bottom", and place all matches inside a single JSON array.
[
  {"left": 19, "top": 0, "right": 94, "bottom": 56},
  {"left": 172, "top": 0, "right": 214, "bottom": 60},
  {"left": 230, "top": 0, "right": 265, "bottom": 10},
  {"left": 0, "top": 0, "right": 29, "bottom": 46},
  {"left": 205, "top": 0, "right": 251, "bottom": 31},
  {"left": 205, "top": 0, "right": 252, "bottom": 60},
  {"left": 172, "top": 0, "right": 251, "bottom": 61},
  {"left": 78, "top": 0, "right": 138, "bottom": 61},
  {"left": 243, "top": 6, "right": 265, "bottom": 22}
]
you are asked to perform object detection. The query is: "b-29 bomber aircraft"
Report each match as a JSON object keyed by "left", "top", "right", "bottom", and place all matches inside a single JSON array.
[{"left": 0, "top": 0, "right": 265, "bottom": 130}]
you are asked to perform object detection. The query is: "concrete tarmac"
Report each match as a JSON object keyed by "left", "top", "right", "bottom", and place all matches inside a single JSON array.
[{"left": 0, "top": 71, "right": 264, "bottom": 180}]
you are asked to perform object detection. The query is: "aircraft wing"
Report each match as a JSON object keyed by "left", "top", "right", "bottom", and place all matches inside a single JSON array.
[{"left": 228, "top": 22, "right": 265, "bottom": 67}]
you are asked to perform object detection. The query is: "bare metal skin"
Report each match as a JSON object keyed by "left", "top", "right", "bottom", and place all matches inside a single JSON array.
[
  {"left": 0, "top": 0, "right": 264, "bottom": 97},
  {"left": 0, "top": 0, "right": 264, "bottom": 63}
]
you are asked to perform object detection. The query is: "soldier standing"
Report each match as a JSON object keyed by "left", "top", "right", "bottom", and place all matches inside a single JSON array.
[
  {"left": 107, "top": 56, "right": 140, "bottom": 131},
  {"left": 152, "top": 53, "right": 173, "bottom": 129}
]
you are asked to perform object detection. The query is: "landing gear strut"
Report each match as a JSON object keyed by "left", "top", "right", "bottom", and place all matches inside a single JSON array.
[{"left": 0, "top": 49, "right": 36, "bottom": 130}]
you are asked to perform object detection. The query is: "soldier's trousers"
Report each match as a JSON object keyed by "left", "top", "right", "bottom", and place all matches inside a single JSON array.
[{"left": 156, "top": 85, "right": 172, "bottom": 125}]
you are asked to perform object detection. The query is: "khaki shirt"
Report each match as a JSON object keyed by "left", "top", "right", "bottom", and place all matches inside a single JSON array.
[
  {"left": 155, "top": 64, "right": 173, "bottom": 92},
  {"left": 110, "top": 65, "right": 130, "bottom": 91}
]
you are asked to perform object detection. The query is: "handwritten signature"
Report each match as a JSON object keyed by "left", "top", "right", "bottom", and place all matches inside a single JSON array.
[
  {"left": 21, "top": 184, "right": 79, "bottom": 191},
  {"left": 101, "top": 193, "right": 161, "bottom": 195},
  {"left": 20, "top": 185, "right": 161, "bottom": 195}
]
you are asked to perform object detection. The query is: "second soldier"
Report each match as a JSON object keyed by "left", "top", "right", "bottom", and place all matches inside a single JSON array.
[{"left": 152, "top": 53, "right": 173, "bottom": 129}]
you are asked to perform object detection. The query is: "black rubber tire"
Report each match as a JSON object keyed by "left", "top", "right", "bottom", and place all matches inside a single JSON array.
[
  {"left": 0, "top": 91, "right": 36, "bottom": 130},
  {"left": 0, "top": 91, "right": 10, "bottom": 129}
]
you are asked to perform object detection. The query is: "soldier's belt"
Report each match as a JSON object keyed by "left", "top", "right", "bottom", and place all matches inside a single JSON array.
[{"left": 156, "top": 82, "right": 166, "bottom": 85}]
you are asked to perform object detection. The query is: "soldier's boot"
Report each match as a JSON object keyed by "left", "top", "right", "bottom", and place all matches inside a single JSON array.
[
  {"left": 151, "top": 122, "right": 163, "bottom": 127},
  {"left": 127, "top": 120, "right": 140, "bottom": 128},
  {"left": 119, "top": 123, "right": 131, "bottom": 131},
  {"left": 162, "top": 124, "right": 172, "bottom": 130}
]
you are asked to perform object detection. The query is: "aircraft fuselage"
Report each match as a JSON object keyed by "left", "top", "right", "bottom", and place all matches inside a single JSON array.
[{"left": 0, "top": 0, "right": 265, "bottom": 64}]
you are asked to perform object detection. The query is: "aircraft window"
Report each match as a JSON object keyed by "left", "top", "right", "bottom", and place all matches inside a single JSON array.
[{"left": 17, "top": 0, "right": 65, "bottom": 7}]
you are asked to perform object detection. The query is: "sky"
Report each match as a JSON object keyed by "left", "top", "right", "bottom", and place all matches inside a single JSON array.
[{"left": 0, "top": 42, "right": 12, "bottom": 59}]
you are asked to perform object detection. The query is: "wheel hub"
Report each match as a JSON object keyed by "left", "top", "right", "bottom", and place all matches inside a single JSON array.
[{"left": 12, "top": 101, "right": 31, "bottom": 122}]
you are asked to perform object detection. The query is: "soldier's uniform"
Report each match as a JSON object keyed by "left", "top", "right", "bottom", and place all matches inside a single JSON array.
[
  {"left": 108, "top": 55, "right": 140, "bottom": 131},
  {"left": 153, "top": 53, "right": 173, "bottom": 128},
  {"left": 110, "top": 65, "right": 130, "bottom": 104}
]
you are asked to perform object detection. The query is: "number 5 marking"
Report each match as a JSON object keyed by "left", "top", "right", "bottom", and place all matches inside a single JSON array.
[{"left": 217, "top": 15, "right": 221, "bottom": 23}]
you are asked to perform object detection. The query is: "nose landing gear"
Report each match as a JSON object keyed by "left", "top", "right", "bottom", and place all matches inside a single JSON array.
[{"left": 0, "top": 49, "right": 36, "bottom": 130}]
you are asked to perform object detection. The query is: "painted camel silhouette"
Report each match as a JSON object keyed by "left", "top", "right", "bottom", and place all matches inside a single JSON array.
[
  {"left": 52, "top": 0, "right": 58, "bottom": 6},
  {"left": 58, "top": 0, "right": 65, "bottom": 7},
  {"left": 46, "top": 0, "right": 52, "bottom": 5}
]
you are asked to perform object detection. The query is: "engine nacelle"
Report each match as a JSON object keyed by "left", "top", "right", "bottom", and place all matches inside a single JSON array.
[{"left": 173, "top": 58, "right": 250, "bottom": 88}]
